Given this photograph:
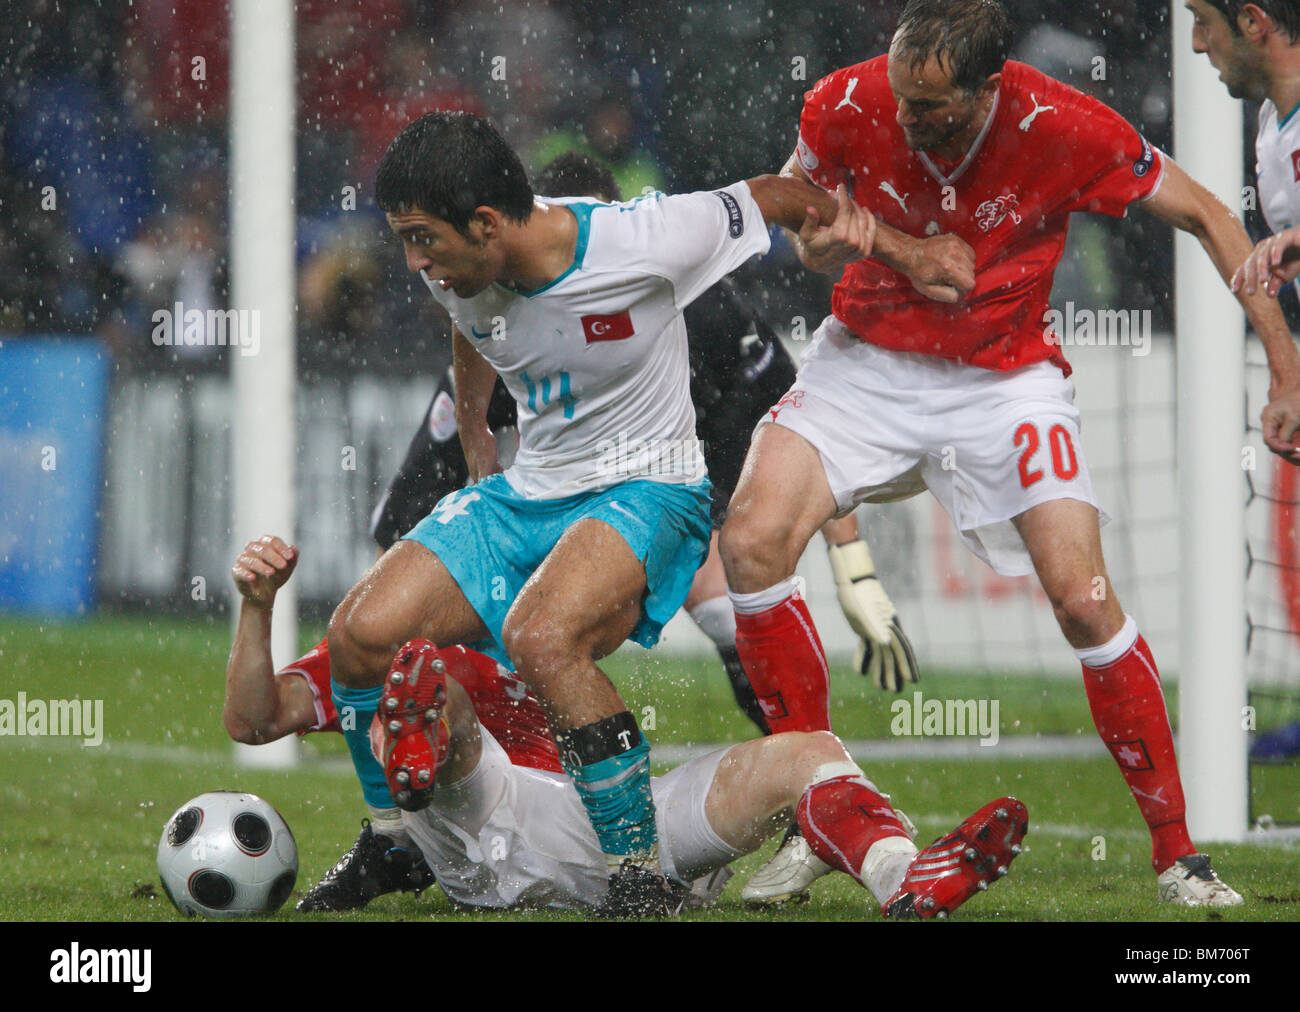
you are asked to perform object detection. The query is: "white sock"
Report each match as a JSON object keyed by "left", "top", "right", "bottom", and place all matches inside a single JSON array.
[
  {"left": 689, "top": 596, "right": 737, "bottom": 649},
  {"left": 804, "top": 761, "right": 918, "bottom": 906},
  {"left": 1073, "top": 614, "right": 1138, "bottom": 668},
  {"left": 368, "top": 804, "right": 413, "bottom": 848},
  {"left": 728, "top": 575, "right": 805, "bottom": 615},
  {"left": 860, "top": 837, "right": 919, "bottom": 906}
]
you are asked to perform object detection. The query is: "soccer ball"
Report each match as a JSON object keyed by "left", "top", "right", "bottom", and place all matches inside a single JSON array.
[{"left": 156, "top": 791, "right": 298, "bottom": 918}]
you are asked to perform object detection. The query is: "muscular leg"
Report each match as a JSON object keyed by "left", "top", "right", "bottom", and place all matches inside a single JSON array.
[
  {"left": 684, "top": 531, "right": 727, "bottom": 611},
  {"left": 1012, "top": 498, "right": 1123, "bottom": 648},
  {"left": 719, "top": 424, "right": 839, "bottom": 733},
  {"left": 326, "top": 541, "right": 490, "bottom": 871},
  {"left": 502, "top": 518, "right": 642, "bottom": 731},
  {"left": 700, "top": 731, "right": 917, "bottom": 906},
  {"left": 328, "top": 540, "right": 489, "bottom": 690},
  {"left": 684, "top": 533, "right": 768, "bottom": 733},
  {"left": 720, "top": 424, "right": 837, "bottom": 593},
  {"left": 502, "top": 518, "right": 663, "bottom": 877},
  {"left": 703, "top": 732, "right": 853, "bottom": 850},
  {"left": 819, "top": 513, "right": 859, "bottom": 548},
  {"left": 1015, "top": 498, "right": 1195, "bottom": 872}
]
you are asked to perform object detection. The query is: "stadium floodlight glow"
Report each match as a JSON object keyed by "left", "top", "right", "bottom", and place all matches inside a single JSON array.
[
  {"left": 1171, "top": 0, "right": 1247, "bottom": 843},
  {"left": 230, "top": 0, "right": 298, "bottom": 768}
]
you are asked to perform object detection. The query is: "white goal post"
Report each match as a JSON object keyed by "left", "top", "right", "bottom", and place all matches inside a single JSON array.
[
  {"left": 1171, "top": 1, "right": 1247, "bottom": 842},
  {"left": 230, "top": 0, "right": 298, "bottom": 768}
]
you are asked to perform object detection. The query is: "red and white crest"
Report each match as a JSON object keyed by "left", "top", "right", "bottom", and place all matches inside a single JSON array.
[{"left": 975, "top": 194, "right": 1023, "bottom": 233}]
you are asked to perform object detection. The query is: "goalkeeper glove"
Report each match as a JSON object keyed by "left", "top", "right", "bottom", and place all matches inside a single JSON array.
[{"left": 827, "top": 539, "right": 920, "bottom": 692}]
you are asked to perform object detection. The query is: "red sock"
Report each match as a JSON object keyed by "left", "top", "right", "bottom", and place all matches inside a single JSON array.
[
  {"left": 796, "top": 776, "right": 911, "bottom": 884},
  {"left": 733, "top": 594, "right": 831, "bottom": 733},
  {"left": 1081, "top": 634, "right": 1195, "bottom": 872}
]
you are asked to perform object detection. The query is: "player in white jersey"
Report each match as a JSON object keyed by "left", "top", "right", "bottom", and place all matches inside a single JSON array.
[
  {"left": 231, "top": 536, "right": 1029, "bottom": 919},
  {"left": 326, "top": 111, "right": 967, "bottom": 916},
  {"left": 1190, "top": 0, "right": 1300, "bottom": 762},
  {"left": 1188, "top": 0, "right": 1300, "bottom": 457}
]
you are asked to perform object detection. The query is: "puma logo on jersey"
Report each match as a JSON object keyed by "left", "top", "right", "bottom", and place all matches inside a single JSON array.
[
  {"left": 835, "top": 77, "right": 863, "bottom": 114},
  {"left": 1019, "top": 94, "right": 1056, "bottom": 132},
  {"left": 879, "top": 181, "right": 909, "bottom": 214},
  {"left": 975, "top": 194, "right": 1022, "bottom": 232}
]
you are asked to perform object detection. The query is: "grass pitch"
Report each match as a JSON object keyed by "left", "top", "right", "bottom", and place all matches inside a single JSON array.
[{"left": 1, "top": 613, "right": 1297, "bottom": 924}]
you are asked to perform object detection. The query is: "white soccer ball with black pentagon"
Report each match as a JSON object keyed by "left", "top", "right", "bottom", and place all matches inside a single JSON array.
[{"left": 156, "top": 791, "right": 298, "bottom": 917}]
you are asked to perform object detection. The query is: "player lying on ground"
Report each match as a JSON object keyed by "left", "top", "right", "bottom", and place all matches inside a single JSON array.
[
  {"left": 327, "top": 111, "right": 965, "bottom": 915},
  {"left": 722, "top": 0, "right": 1300, "bottom": 907},
  {"left": 286, "top": 152, "right": 919, "bottom": 911},
  {"left": 1195, "top": 0, "right": 1300, "bottom": 465},
  {"left": 227, "top": 535, "right": 1028, "bottom": 918}
]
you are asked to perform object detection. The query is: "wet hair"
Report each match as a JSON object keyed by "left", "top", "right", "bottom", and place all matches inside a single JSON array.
[
  {"left": 375, "top": 111, "right": 534, "bottom": 232},
  {"left": 1204, "top": 1, "right": 1300, "bottom": 41},
  {"left": 533, "top": 152, "right": 623, "bottom": 203},
  {"left": 892, "top": 0, "right": 1015, "bottom": 94}
]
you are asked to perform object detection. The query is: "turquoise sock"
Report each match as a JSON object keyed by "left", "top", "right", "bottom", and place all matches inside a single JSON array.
[
  {"left": 567, "top": 734, "right": 658, "bottom": 864},
  {"left": 330, "top": 679, "right": 394, "bottom": 809}
]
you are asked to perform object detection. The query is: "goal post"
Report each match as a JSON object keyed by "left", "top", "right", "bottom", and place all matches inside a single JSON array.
[
  {"left": 230, "top": 0, "right": 298, "bottom": 768},
  {"left": 1171, "top": 1, "right": 1248, "bottom": 842}
]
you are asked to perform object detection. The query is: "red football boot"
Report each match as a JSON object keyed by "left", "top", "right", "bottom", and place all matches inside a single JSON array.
[
  {"left": 373, "top": 640, "right": 451, "bottom": 812},
  {"left": 883, "top": 797, "right": 1028, "bottom": 919}
]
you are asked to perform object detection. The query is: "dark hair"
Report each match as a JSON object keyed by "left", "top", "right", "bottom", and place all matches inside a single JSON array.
[
  {"left": 893, "top": 0, "right": 1014, "bottom": 94},
  {"left": 1204, "top": 1, "right": 1300, "bottom": 41},
  {"left": 533, "top": 152, "right": 623, "bottom": 203},
  {"left": 375, "top": 112, "right": 534, "bottom": 232}
]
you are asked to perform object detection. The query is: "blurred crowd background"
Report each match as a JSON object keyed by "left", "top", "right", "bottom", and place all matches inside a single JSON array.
[{"left": 1, "top": 0, "right": 1189, "bottom": 384}]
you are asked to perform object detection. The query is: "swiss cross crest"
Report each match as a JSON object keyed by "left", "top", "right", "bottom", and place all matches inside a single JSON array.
[
  {"left": 759, "top": 691, "right": 789, "bottom": 720},
  {"left": 975, "top": 194, "right": 1023, "bottom": 233},
  {"left": 1107, "top": 739, "right": 1154, "bottom": 772}
]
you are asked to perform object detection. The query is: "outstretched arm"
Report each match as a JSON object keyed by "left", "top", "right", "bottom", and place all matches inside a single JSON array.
[
  {"left": 1140, "top": 156, "right": 1300, "bottom": 458},
  {"left": 224, "top": 535, "right": 317, "bottom": 744},
  {"left": 750, "top": 155, "right": 975, "bottom": 304},
  {"left": 1231, "top": 228, "right": 1300, "bottom": 461},
  {"left": 1232, "top": 224, "right": 1300, "bottom": 298}
]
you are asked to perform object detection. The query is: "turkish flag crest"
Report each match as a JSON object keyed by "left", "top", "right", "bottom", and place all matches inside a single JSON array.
[
  {"left": 1291, "top": 149, "right": 1300, "bottom": 181},
  {"left": 581, "top": 311, "right": 634, "bottom": 344},
  {"left": 1107, "top": 739, "right": 1154, "bottom": 772}
]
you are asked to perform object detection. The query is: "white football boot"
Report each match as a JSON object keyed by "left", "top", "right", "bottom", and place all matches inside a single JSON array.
[
  {"left": 1157, "top": 854, "right": 1244, "bottom": 907},
  {"left": 742, "top": 809, "right": 918, "bottom": 906}
]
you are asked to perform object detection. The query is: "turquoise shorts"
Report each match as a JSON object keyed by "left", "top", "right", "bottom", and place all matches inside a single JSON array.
[{"left": 402, "top": 473, "right": 712, "bottom": 664}]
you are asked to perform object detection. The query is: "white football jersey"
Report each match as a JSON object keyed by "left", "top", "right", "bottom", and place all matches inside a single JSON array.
[
  {"left": 1256, "top": 99, "right": 1300, "bottom": 255},
  {"left": 422, "top": 182, "right": 771, "bottom": 498}
]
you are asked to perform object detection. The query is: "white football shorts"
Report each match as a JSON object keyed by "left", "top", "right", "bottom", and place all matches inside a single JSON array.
[
  {"left": 762, "top": 314, "right": 1105, "bottom": 576},
  {"left": 402, "top": 728, "right": 742, "bottom": 910}
]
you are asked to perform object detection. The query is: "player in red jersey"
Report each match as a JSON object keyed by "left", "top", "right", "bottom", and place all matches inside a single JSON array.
[
  {"left": 224, "top": 536, "right": 561, "bottom": 911},
  {"left": 226, "top": 534, "right": 1029, "bottom": 917},
  {"left": 723, "top": 0, "right": 1300, "bottom": 908}
]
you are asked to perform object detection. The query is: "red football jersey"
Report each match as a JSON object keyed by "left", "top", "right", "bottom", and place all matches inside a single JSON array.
[
  {"left": 280, "top": 638, "right": 562, "bottom": 774},
  {"left": 795, "top": 57, "right": 1164, "bottom": 375}
]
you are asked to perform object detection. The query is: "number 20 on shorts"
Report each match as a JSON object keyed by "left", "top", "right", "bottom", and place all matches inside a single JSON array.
[{"left": 1014, "top": 421, "right": 1079, "bottom": 489}]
